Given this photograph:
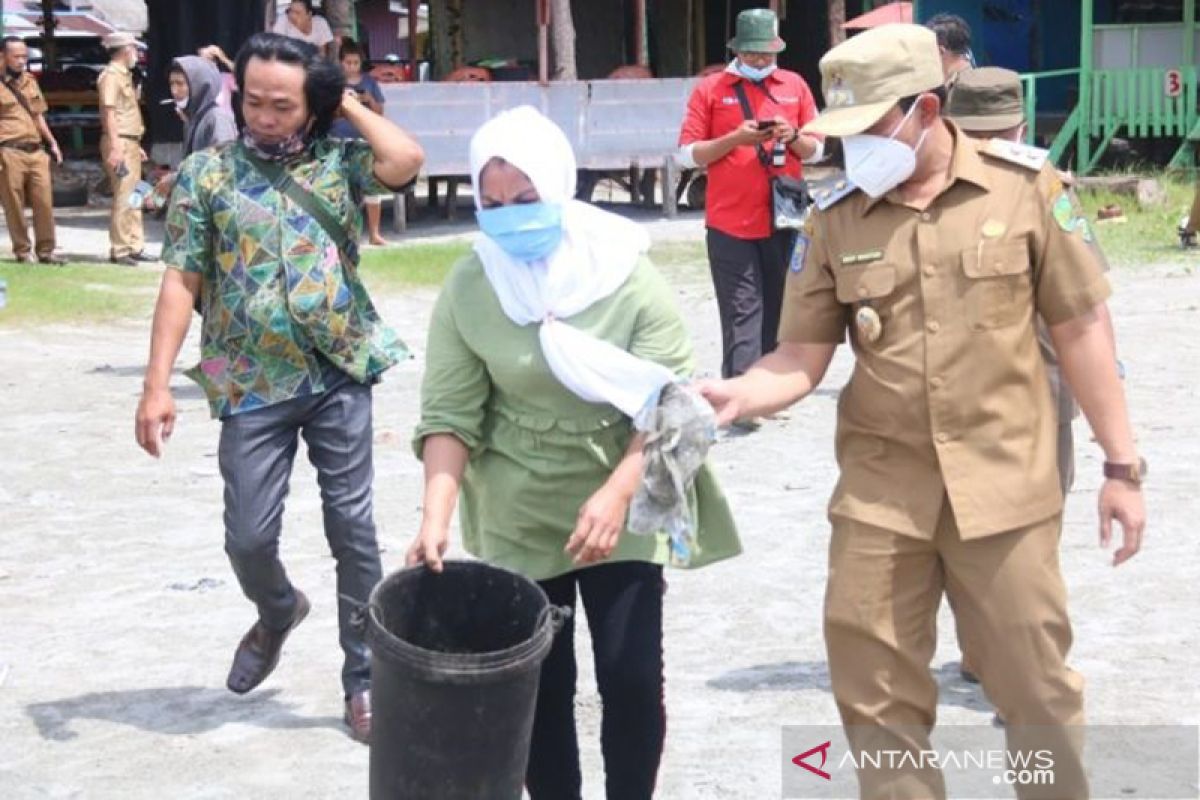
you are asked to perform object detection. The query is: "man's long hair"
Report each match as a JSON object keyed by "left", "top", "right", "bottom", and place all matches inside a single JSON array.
[{"left": 234, "top": 32, "right": 344, "bottom": 139}]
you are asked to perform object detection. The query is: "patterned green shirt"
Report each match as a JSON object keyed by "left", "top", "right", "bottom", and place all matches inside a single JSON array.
[{"left": 163, "top": 139, "right": 407, "bottom": 418}]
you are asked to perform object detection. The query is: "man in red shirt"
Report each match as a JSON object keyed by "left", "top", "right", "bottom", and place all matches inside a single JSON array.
[{"left": 678, "top": 8, "right": 822, "bottom": 399}]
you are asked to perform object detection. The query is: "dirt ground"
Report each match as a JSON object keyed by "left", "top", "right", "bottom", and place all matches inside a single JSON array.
[{"left": 0, "top": 212, "right": 1197, "bottom": 799}]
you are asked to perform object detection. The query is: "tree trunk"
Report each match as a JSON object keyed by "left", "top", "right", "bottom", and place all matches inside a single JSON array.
[
  {"left": 828, "top": 0, "right": 846, "bottom": 48},
  {"left": 550, "top": 0, "right": 577, "bottom": 80}
]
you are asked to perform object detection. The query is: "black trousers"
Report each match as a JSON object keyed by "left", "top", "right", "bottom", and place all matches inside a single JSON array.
[
  {"left": 705, "top": 227, "right": 796, "bottom": 378},
  {"left": 526, "top": 561, "right": 666, "bottom": 800}
]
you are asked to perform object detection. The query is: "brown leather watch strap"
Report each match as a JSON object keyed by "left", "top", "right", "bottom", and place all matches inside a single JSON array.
[{"left": 1103, "top": 458, "right": 1147, "bottom": 485}]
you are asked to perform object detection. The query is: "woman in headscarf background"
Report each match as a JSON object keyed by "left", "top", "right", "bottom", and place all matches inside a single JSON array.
[{"left": 407, "top": 106, "right": 741, "bottom": 799}]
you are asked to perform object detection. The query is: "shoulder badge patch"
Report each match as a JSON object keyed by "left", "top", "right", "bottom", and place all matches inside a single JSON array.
[
  {"left": 1051, "top": 190, "right": 1095, "bottom": 243},
  {"left": 981, "top": 138, "right": 1050, "bottom": 172},
  {"left": 790, "top": 217, "right": 816, "bottom": 273}
]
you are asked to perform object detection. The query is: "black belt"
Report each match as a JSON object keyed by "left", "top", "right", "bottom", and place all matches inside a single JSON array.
[
  {"left": 0, "top": 140, "right": 42, "bottom": 153},
  {"left": 119, "top": 134, "right": 141, "bottom": 142}
]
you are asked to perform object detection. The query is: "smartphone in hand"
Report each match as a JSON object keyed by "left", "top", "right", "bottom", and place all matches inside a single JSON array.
[{"left": 756, "top": 119, "right": 778, "bottom": 131}]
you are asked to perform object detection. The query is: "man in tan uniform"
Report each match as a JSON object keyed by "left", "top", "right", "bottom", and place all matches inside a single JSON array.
[
  {"left": 701, "top": 25, "right": 1146, "bottom": 799},
  {"left": 98, "top": 32, "right": 149, "bottom": 266},
  {"left": 0, "top": 36, "right": 64, "bottom": 264},
  {"left": 946, "top": 66, "right": 1124, "bottom": 498},
  {"left": 944, "top": 65, "right": 1124, "bottom": 689}
]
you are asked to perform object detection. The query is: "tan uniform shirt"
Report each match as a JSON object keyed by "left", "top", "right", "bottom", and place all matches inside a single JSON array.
[
  {"left": 0, "top": 72, "right": 48, "bottom": 143},
  {"left": 779, "top": 124, "right": 1111, "bottom": 540},
  {"left": 97, "top": 63, "right": 144, "bottom": 137}
]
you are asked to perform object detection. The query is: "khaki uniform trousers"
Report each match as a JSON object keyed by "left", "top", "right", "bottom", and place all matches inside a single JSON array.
[
  {"left": 0, "top": 146, "right": 55, "bottom": 259},
  {"left": 101, "top": 135, "right": 144, "bottom": 259},
  {"left": 824, "top": 500, "right": 1087, "bottom": 800}
]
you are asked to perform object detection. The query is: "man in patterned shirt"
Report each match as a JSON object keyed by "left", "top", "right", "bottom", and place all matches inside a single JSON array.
[{"left": 134, "top": 32, "right": 423, "bottom": 744}]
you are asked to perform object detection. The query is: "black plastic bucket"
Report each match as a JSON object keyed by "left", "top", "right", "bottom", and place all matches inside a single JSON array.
[{"left": 365, "top": 561, "right": 567, "bottom": 800}]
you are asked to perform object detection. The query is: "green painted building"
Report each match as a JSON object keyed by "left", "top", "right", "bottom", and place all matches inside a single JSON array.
[{"left": 917, "top": 0, "right": 1200, "bottom": 172}]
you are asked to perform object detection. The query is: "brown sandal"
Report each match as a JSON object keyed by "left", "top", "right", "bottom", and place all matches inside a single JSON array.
[{"left": 226, "top": 591, "right": 310, "bottom": 695}]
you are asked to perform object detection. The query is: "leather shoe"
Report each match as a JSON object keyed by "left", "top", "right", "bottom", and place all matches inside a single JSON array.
[
  {"left": 110, "top": 255, "right": 138, "bottom": 267},
  {"left": 344, "top": 689, "right": 371, "bottom": 744},
  {"left": 131, "top": 251, "right": 159, "bottom": 262},
  {"left": 226, "top": 590, "right": 310, "bottom": 695},
  {"left": 38, "top": 254, "right": 67, "bottom": 265},
  {"left": 11, "top": 254, "right": 33, "bottom": 264}
]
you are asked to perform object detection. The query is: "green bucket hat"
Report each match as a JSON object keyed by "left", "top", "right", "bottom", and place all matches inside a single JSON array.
[
  {"left": 945, "top": 67, "right": 1025, "bottom": 132},
  {"left": 727, "top": 9, "right": 786, "bottom": 54}
]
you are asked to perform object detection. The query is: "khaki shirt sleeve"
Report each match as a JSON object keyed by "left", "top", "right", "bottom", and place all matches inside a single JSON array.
[
  {"left": 28, "top": 82, "right": 47, "bottom": 116},
  {"left": 1032, "top": 167, "right": 1112, "bottom": 326},
  {"left": 777, "top": 213, "right": 848, "bottom": 344},
  {"left": 97, "top": 72, "right": 119, "bottom": 109}
]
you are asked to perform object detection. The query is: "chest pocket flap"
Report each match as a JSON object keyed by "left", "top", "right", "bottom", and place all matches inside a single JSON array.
[
  {"left": 961, "top": 237, "right": 1029, "bottom": 278},
  {"left": 834, "top": 262, "right": 897, "bottom": 304}
]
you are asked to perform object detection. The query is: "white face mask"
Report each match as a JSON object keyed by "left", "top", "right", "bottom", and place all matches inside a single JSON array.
[
  {"left": 173, "top": 97, "right": 188, "bottom": 112},
  {"left": 842, "top": 102, "right": 931, "bottom": 198}
]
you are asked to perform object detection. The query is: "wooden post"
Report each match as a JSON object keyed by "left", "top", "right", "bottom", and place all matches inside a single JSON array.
[
  {"left": 537, "top": 0, "right": 550, "bottom": 85},
  {"left": 551, "top": 0, "right": 577, "bottom": 80},
  {"left": 635, "top": 0, "right": 648, "bottom": 66},
  {"left": 828, "top": 0, "right": 847, "bottom": 48},
  {"left": 409, "top": 0, "right": 421, "bottom": 62},
  {"left": 41, "top": 0, "right": 57, "bottom": 71},
  {"left": 1078, "top": 0, "right": 1094, "bottom": 171}
]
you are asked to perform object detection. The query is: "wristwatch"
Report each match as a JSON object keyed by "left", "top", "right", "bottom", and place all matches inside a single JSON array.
[{"left": 1103, "top": 457, "right": 1147, "bottom": 486}]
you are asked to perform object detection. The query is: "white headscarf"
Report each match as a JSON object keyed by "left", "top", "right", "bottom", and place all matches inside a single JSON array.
[{"left": 469, "top": 106, "right": 675, "bottom": 422}]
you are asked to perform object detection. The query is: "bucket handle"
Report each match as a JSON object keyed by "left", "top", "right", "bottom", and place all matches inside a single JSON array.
[
  {"left": 342, "top": 593, "right": 370, "bottom": 634},
  {"left": 351, "top": 595, "right": 571, "bottom": 638},
  {"left": 538, "top": 604, "right": 572, "bottom": 636}
]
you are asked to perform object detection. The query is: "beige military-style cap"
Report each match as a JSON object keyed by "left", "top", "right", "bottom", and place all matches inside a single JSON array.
[
  {"left": 804, "top": 24, "right": 944, "bottom": 137},
  {"left": 945, "top": 66, "right": 1025, "bottom": 131},
  {"left": 103, "top": 32, "right": 138, "bottom": 49}
]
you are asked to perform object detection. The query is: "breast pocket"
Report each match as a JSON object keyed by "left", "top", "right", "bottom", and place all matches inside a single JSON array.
[
  {"left": 834, "top": 262, "right": 897, "bottom": 306},
  {"left": 960, "top": 238, "right": 1033, "bottom": 330}
]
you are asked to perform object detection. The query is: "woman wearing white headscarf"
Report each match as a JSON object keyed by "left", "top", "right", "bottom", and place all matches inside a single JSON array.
[{"left": 408, "top": 106, "right": 741, "bottom": 798}]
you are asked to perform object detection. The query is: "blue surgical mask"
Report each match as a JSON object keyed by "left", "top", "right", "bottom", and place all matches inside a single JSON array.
[
  {"left": 476, "top": 201, "right": 564, "bottom": 262},
  {"left": 736, "top": 61, "right": 776, "bottom": 83}
]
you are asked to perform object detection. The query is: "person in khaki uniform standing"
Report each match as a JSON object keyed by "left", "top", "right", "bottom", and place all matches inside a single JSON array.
[
  {"left": 944, "top": 65, "right": 1121, "bottom": 690},
  {"left": 98, "top": 32, "right": 150, "bottom": 266},
  {"left": 946, "top": 66, "right": 1122, "bottom": 497},
  {"left": 0, "top": 36, "right": 64, "bottom": 264},
  {"left": 701, "top": 25, "right": 1146, "bottom": 799}
]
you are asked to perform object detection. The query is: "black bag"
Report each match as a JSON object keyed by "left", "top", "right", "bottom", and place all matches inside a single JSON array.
[{"left": 732, "top": 82, "right": 811, "bottom": 232}]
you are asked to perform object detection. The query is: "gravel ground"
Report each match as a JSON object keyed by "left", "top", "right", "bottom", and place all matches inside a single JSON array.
[{"left": 0, "top": 208, "right": 1196, "bottom": 799}]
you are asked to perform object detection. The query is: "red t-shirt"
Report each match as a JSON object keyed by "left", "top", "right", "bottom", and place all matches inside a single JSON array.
[{"left": 679, "top": 68, "right": 819, "bottom": 240}]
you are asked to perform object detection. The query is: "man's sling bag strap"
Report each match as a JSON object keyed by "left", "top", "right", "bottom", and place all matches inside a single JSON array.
[
  {"left": 1, "top": 78, "right": 45, "bottom": 146},
  {"left": 241, "top": 144, "right": 358, "bottom": 263},
  {"left": 731, "top": 80, "right": 811, "bottom": 232}
]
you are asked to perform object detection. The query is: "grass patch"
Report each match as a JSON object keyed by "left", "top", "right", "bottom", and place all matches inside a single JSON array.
[
  {"left": 358, "top": 242, "right": 471, "bottom": 291},
  {"left": 1073, "top": 173, "right": 1197, "bottom": 270},
  {"left": 0, "top": 263, "right": 159, "bottom": 326}
]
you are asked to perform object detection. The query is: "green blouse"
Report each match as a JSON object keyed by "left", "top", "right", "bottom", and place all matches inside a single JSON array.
[{"left": 413, "top": 254, "right": 741, "bottom": 581}]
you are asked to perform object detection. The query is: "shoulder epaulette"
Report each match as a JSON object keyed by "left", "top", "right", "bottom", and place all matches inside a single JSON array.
[
  {"left": 809, "top": 172, "right": 858, "bottom": 211},
  {"left": 980, "top": 138, "right": 1050, "bottom": 172}
]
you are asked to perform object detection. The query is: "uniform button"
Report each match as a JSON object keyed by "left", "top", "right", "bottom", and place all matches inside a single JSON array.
[
  {"left": 921, "top": 212, "right": 932, "bottom": 222},
  {"left": 930, "top": 376, "right": 944, "bottom": 388},
  {"left": 936, "top": 431, "right": 950, "bottom": 444},
  {"left": 922, "top": 265, "right": 935, "bottom": 277},
  {"left": 926, "top": 320, "right": 940, "bottom": 333}
]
